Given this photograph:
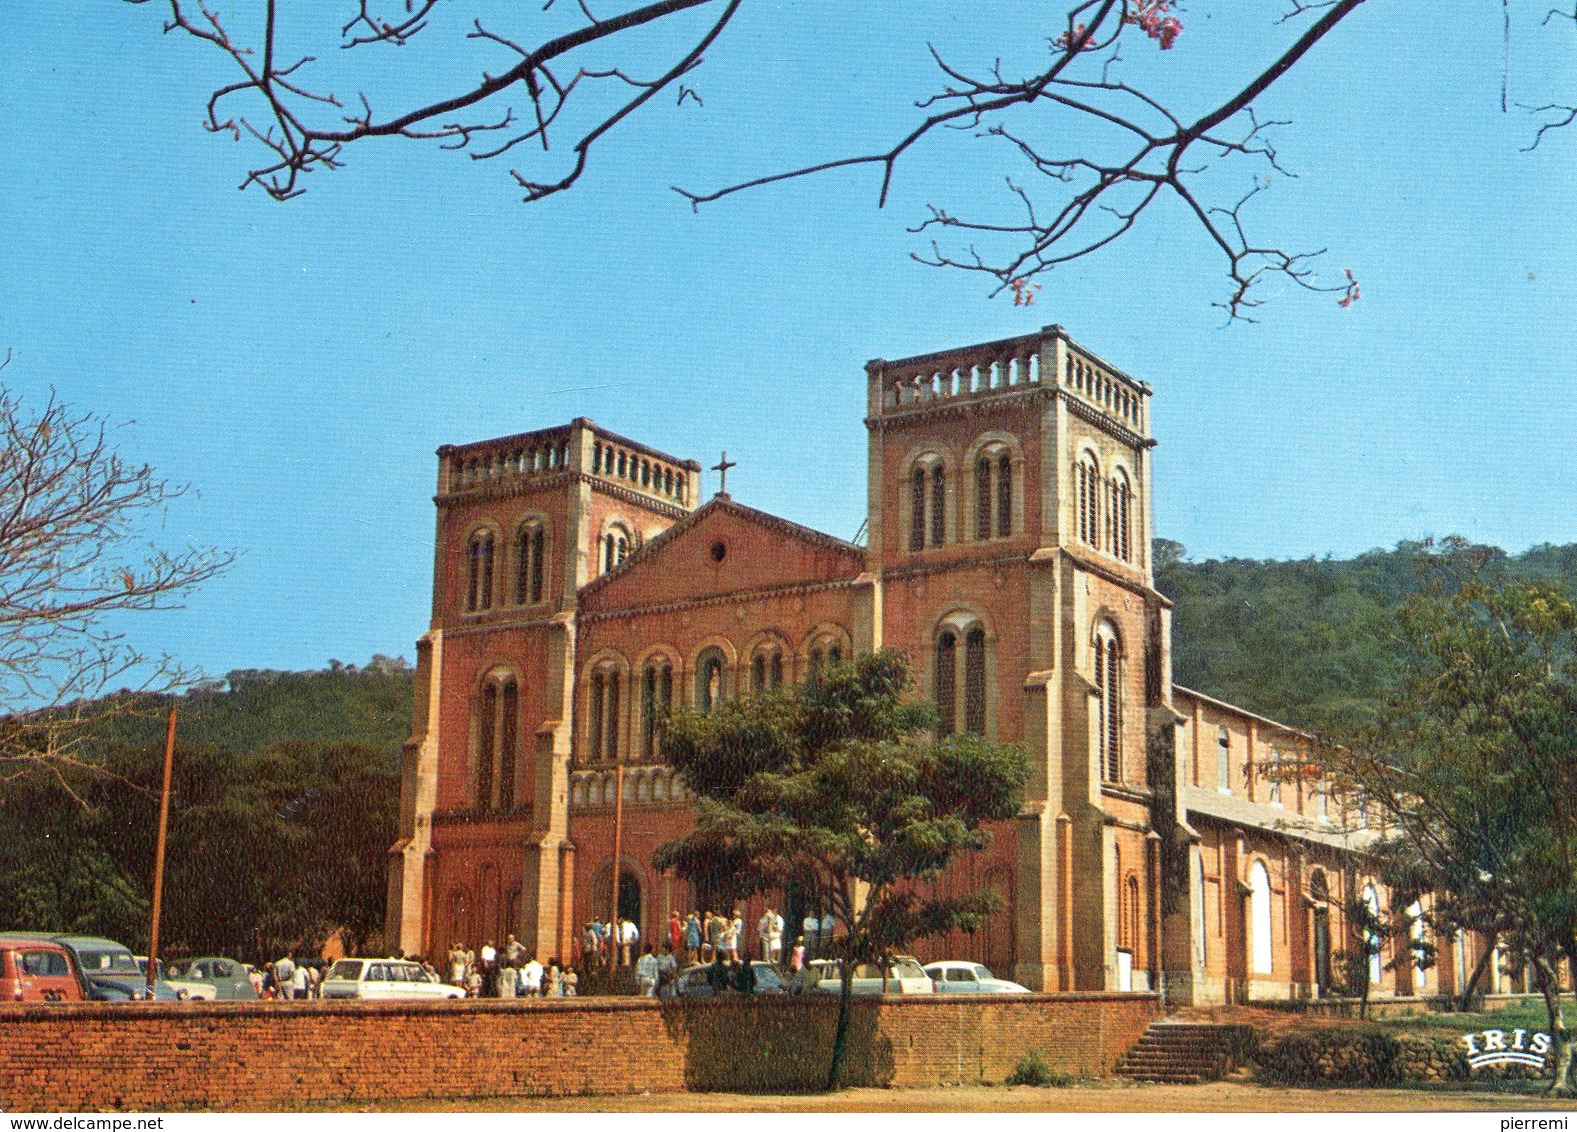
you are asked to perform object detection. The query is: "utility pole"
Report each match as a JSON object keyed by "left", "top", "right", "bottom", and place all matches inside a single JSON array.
[
  {"left": 146, "top": 708, "right": 177, "bottom": 996},
  {"left": 610, "top": 761, "right": 626, "bottom": 966}
]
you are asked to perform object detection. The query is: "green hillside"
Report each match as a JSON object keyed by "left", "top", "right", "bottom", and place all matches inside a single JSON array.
[
  {"left": 92, "top": 654, "right": 415, "bottom": 761},
  {"left": 1155, "top": 538, "right": 1577, "bottom": 731}
]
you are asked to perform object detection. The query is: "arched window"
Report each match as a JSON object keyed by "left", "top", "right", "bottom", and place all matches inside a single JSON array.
[
  {"left": 997, "top": 453, "right": 1013, "bottom": 538},
  {"left": 602, "top": 523, "right": 633, "bottom": 575},
  {"left": 806, "top": 632, "right": 844, "bottom": 676},
  {"left": 971, "top": 443, "right": 1017, "bottom": 541},
  {"left": 964, "top": 627, "right": 986, "bottom": 735},
  {"left": 1250, "top": 860, "right": 1273, "bottom": 975},
  {"left": 1362, "top": 883, "right": 1383, "bottom": 985},
  {"left": 750, "top": 646, "right": 784, "bottom": 693},
  {"left": 1407, "top": 899, "right": 1428, "bottom": 988},
  {"left": 975, "top": 457, "right": 992, "bottom": 540},
  {"left": 935, "top": 630, "right": 957, "bottom": 736},
  {"left": 930, "top": 465, "right": 946, "bottom": 547},
  {"left": 515, "top": 520, "right": 546, "bottom": 605},
  {"left": 474, "top": 673, "right": 518, "bottom": 811},
  {"left": 1076, "top": 453, "right": 1100, "bottom": 547},
  {"left": 466, "top": 530, "right": 495, "bottom": 612},
  {"left": 1094, "top": 623, "right": 1123, "bottom": 783},
  {"left": 586, "top": 663, "right": 623, "bottom": 763},
  {"left": 910, "top": 466, "right": 927, "bottom": 551},
  {"left": 935, "top": 617, "right": 988, "bottom": 737},
  {"left": 696, "top": 648, "right": 726, "bottom": 713},
  {"left": 1126, "top": 874, "right": 1142, "bottom": 958},
  {"left": 1113, "top": 468, "right": 1133, "bottom": 562},
  {"left": 641, "top": 660, "right": 673, "bottom": 761},
  {"left": 1216, "top": 726, "right": 1231, "bottom": 792}
]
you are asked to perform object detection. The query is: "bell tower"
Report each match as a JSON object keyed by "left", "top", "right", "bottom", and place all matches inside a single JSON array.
[{"left": 864, "top": 325, "right": 1174, "bottom": 991}]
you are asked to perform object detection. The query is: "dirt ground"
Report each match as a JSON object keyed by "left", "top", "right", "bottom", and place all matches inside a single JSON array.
[{"left": 351, "top": 1080, "right": 1577, "bottom": 1114}]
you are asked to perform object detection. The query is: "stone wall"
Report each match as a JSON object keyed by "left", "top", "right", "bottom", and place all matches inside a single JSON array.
[{"left": 0, "top": 992, "right": 1159, "bottom": 1112}]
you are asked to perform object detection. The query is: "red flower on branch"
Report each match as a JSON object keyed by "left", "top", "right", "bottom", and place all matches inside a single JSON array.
[
  {"left": 1337, "top": 268, "right": 1362, "bottom": 308},
  {"left": 1008, "top": 277, "right": 1043, "bottom": 306}
]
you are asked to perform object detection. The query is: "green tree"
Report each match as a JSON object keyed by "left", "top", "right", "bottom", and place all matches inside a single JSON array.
[
  {"left": 653, "top": 649, "right": 1030, "bottom": 1091},
  {"left": 1311, "top": 542, "right": 1577, "bottom": 1094}
]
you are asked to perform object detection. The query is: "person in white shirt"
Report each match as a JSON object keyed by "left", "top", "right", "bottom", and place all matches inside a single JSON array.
[
  {"left": 289, "top": 962, "right": 308, "bottom": 1001},
  {"left": 802, "top": 914, "right": 819, "bottom": 959},
  {"left": 635, "top": 944, "right": 660, "bottom": 996},
  {"left": 619, "top": 918, "right": 639, "bottom": 966},
  {"left": 520, "top": 955, "right": 544, "bottom": 996},
  {"left": 273, "top": 955, "right": 296, "bottom": 1000},
  {"left": 768, "top": 909, "right": 785, "bottom": 964},
  {"left": 729, "top": 911, "right": 744, "bottom": 960}
]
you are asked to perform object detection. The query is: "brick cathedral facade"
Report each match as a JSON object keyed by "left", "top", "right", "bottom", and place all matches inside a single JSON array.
[{"left": 388, "top": 325, "right": 1492, "bottom": 1004}]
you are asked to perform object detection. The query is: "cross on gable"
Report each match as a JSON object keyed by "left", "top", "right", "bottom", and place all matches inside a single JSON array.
[{"left": 711, "top": 451, "right": 737, "bottom": 496}]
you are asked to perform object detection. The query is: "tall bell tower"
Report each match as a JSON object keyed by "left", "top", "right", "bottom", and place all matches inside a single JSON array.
[{"left": 864, "top": 325, "right": 1176, "bottom": 991}]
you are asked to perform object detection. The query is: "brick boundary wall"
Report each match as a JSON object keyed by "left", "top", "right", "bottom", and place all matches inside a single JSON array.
[{"left": 0, "top": 992, "right": 1158, "bottom": 1111}]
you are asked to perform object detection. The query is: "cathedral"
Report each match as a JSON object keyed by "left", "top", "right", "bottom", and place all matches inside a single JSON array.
[{"left": 387, "top": 325, "right": 1488, "bottom": 1004}]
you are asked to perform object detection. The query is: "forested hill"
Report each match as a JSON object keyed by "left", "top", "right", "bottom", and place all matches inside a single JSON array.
[
  {"left": 93, "top": 654, "right": 416, "bottom": 761},
  {"left": 1154, "top": 539, "right": 1577, "bottom": 732}
]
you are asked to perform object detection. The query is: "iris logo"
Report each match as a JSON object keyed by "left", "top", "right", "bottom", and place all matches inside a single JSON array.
[{"left": 1460, "top": 1028, "right": 1551, "bottom": 1071}]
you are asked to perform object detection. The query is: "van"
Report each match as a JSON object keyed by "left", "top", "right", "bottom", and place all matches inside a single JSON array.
[{"left": 0, "top": 936, "right": 83, "bottom": 1002}]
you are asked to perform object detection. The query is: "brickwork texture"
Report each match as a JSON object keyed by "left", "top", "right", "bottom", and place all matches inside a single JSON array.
[{"left": 0, "top": 992, "right": 1158, "bottom": 1111}]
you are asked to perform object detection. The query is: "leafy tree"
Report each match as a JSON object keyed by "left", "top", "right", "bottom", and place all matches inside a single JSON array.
[
  {"left": 1308, "top": 542, "right": 1577, "bottom": 1094},
  {"left": 653, "top": 649, "right": 1029, "bottom": 1091}
]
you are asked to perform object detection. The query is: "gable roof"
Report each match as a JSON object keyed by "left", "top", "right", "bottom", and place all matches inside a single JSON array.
[{"left": 578, "top": 493, "right": 865, "bottom": 605}]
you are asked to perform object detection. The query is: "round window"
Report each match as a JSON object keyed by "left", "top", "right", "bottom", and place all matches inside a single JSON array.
[{"left": 710, "top": 541, "right": 727, "bottom": 563}]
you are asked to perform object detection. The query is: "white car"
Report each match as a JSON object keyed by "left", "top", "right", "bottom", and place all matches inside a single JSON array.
[
  {"left": 136, "top": 956, "right": 217, "bottom": 1001},
  {"left": 923, "top": 961, "right": 1031, "bottom": 994},
  {"left": 798, "top": 955, "right": 934, "bottom": 995},
  {"left": 320, "top": 958, "right": 464, "bottom": 1001}
]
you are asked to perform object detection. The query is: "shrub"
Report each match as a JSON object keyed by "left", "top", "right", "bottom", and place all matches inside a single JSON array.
[{"left": 1007, "top": 1049, "right": 1053, "bottom": 1087}]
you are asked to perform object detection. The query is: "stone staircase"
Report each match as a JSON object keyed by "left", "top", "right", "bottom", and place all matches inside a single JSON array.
[{"left": 1115, "top": 1021, "right": 1256, "bottom": 1085}]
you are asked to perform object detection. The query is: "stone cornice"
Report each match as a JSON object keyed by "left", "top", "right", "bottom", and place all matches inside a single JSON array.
[
  {"left": 862, "top": 385, "right": 1155, "bottom": 451},
  {"left": 880, "top": 551, "right": 1030, "bottom": 584},
  {"left": 579, "top": 575, "right": 870, "bottom": 625},
  {"left": 432, "top": 806, "right": 533, "bottom": 827},
  {"left": 1047, "top": 545, "right": 1169, "bottom": 607},
  {"left": 864, "top": 386, "right": 1043, "bottom": 432},
  {"left": 436, "top": 471, "right": 690, "bottom": 520},
  {"left": 1060, "top": 389, "right": 1155, "bottom": 450},
  {"left": 442, "top": 611, "right": 570, "bottom": 638}
]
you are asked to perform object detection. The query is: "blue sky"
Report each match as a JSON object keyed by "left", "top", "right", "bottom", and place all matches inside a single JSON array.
[{"left": 1, "top": 2, "right": 1574, "bottom": 678}]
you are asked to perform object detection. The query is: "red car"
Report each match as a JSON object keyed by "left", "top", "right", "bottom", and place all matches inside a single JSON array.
[{"left": 0, "top": 936, "right": 84, "bottom": 1003}]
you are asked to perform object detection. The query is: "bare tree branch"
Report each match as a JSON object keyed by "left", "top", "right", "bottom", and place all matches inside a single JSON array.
[{"left": 0, "top": 377, "right": 235, "bottom": 781}]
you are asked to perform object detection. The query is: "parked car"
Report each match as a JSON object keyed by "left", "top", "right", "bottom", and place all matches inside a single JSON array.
[
  {"left": 673, "top": 961, "right": 787, "bottom": 998},
  {"left": 47, "top": 936, "right": 182, "bottom": 1001},
  {"left": 137, "top": 957, "right": 217, "bottom": 1001},
  {"left": 0, "top": 935, "right": 83, "bottom": 1003},
  {"left": 165, "top": 957, "right": 259, "bottom": 1000},
  {"left": 792, "top": 955, "right": 934, "bottom": 996},
  {"left": 923, "top": 961, "right": 1031, "bottom": 994},
  {"left": 320, "top": 958, "right": 465, "bottom": 1001}
]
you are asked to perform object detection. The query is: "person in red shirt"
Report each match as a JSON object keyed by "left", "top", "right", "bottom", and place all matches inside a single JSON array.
[{"left": 668, "top": 910, "right": 683, "bottom": 954}]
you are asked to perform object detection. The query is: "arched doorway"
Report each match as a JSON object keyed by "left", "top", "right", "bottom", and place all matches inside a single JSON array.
[
  {"left": 1248, "top": 860, "right": 1272, "bottom": 980},
  {"left": 1309, "top": 869, "right": 1332, "bottom": 996},
  {"left": 593, "top": 865, "right": 645, "bottom": 935}
]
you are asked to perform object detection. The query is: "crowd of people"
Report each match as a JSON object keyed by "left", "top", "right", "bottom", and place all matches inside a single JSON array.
[
  {"left": 444, "top": 934, "right": 580, "bottom": 998},
  {"left": 255, "top": 954, "right": 332, "bottom": 999},
  {"left": 248, "top": 906, "right": 844, "bottom": 1002}
]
